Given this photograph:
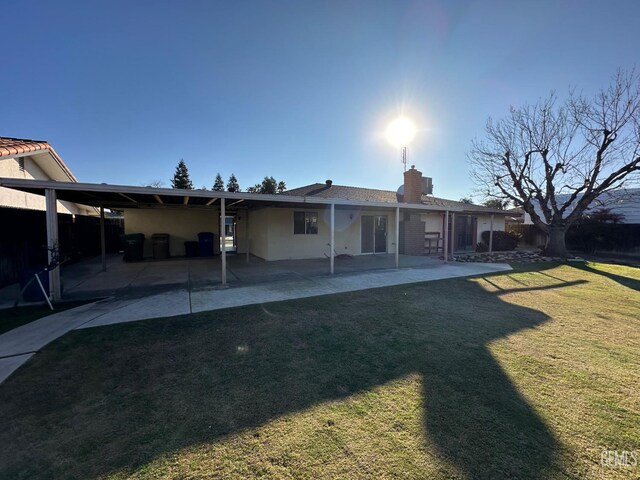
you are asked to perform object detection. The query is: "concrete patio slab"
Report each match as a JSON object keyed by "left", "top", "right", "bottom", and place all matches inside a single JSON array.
[
  {"left": 79, "top": 288, "right": 192, "bottom": 328},
  {"left": 189, "top": 262, "right": 512, "bottom": 313}
]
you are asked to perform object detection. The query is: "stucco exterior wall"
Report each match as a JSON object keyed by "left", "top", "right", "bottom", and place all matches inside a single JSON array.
[
  {"left": 477, "top": 214, "right": 506, "bottom": 243},
  {"left": 0, "top": 156, "right": 91, "bottom": 215},
  {"left": 233, "top": 211, "right": 247, "bottom": 254},
  {"left": 124, "top": 208, "right": 220, "bottom": 258},
  {"left": 248, "top": 207, "right": 398, "bottom": 261},
  {"left": 122, "top": 204, "right": 507, "bottom": 260},
  {"left": 421, "top": 212, "right": 444, "bottom": 234},
  {"left": 246, "top": 208, "right": 270, "bottom": 259}
]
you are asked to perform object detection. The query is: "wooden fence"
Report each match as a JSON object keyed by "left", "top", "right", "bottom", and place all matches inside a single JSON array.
[
  {"left": 0, "top": 208, "right": 123, "bottom": 288},
  {"left": 506, "top": 224, "right": 548, "bottom": 249}
]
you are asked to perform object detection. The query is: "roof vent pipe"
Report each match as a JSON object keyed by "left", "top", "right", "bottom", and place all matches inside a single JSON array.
[{"left": 325, "top": 180, "right": 333, "bottom": 187}]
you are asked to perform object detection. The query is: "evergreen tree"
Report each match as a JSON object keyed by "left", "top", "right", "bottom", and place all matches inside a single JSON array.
[
  {"left": 171, "top": 159, "right": 193, "bottom": 190},
  {"left": 245, "top": 177, "right": 286, "bottom": 194},
  {"left": 213, "top": 173, "right": 225, "bottom": 191},
  {"left": 261, "top": 176, "right": 277, "bottom": 194},
  {"left": 227, "top": 174, "right": 240, "bottom": 192},
  {"left": 483, "top": 199, "right": 510, "bottom": 210}
]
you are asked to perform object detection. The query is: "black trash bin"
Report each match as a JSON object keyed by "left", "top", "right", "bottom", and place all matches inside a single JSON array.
[
  {"left": 151, "top": 233, "right": 170, "bottom": 259},
  {"left": 184, "top": 241, "right": 199, "bottom": 257},
  {"left": 121, "top": 233, "right": 145, "bottom": 262},
  {"left": 198, "top": 232, "right": 215, "bottom": 257}
]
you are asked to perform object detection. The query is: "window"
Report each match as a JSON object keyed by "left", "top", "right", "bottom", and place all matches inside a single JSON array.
[{"left": 294, "top": 211, "right": 318, "bottom": 235}]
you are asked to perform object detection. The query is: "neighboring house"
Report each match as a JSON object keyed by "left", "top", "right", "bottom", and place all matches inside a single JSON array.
[
  {"left": 564, "top": 189, "right": 640, "bottom": 224},
  {"left": 0, "top": 137, "right": 95, "bottom": 215},
  {"left": 0, "top": 137, "right": 106, "bottom": 287},
  {"left": 513, "top": 189, "right": 640, "bottom": 226},
  {"left": 505, "top": 189, "right": 640, "bottom": 253}
]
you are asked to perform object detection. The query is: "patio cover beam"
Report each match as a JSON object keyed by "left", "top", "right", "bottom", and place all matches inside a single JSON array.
[
  {"left": 118, "top": 192, "right": 137, "bottom": 204},
  {"left": 0, "top": 178, "right": 465, "bottom": 213}
]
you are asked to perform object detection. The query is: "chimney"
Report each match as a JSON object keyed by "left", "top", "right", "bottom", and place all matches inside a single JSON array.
[
  {"left": 403, "top": 165, "right": 423, "bottom": 203},
  {"left": 325, "top": 179, "right": 333, "bottom": 187}
]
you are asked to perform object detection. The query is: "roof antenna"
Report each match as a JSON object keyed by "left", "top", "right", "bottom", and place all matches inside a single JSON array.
[{"left": 401, "top": 146, "right": 407, "bottom": 172}]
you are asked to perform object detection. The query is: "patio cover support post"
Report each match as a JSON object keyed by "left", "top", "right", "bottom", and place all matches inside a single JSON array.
[
  {"left": 489, "top": 214, "right": 494, "bottom": 253},
  {"left": 450, "top": 212, "right": 455, "bottom": 261},
  {"left": 395, "top": 206, "right": 400, "bottom": 268},
  {"left": 221, "top": 198, "right": 227, "bottom": 286},
  {"left": 100, "top": 205, "right": 106, "bottom": 272},
  {"left": 45, "top": 188, "right": 61, "bottom": 301},
  {"left": 443, "top": 210, "right": 449, "bottom": 264},
  {"left": 330, "top": 203, "right": 335, "bottom": 274},
  {"left": 245, "top": 209, "right": 250, "bottom": 264}
]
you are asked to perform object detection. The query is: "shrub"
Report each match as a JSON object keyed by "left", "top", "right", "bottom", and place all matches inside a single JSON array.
[
  {"left": 475, "top": 242, "right": 489, "bottom": 252},
  {"left": 480, "top": 230, "right": 519, "bottom": 251}
]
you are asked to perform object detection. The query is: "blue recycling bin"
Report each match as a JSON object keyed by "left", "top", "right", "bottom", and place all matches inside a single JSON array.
[{"left": 198, "top": 232, "right": 215, "bottom": 257}]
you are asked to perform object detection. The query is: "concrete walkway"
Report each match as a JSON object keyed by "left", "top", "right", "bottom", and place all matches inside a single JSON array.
[{"left": 0, "top": 261, "right": 511, "bottom": 383}]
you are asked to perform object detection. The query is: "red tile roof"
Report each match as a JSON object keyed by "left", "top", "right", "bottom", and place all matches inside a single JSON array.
[
  {"left": 0, "top": 136, "right": 76, "bottom": 182},
  {"left": 0, "top": 137, "right": 50, "bottom": 157}
]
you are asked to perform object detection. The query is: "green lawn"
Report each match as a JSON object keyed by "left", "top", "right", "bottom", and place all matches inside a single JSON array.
[
  {"left": 1, "top": 262, "right": 639, "bottom": 479},
  {"left": 0, "top": 301, "right": 91, "bottom": 335}
]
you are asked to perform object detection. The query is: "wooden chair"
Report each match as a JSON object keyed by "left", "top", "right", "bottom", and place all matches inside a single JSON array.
[{"left": 424, "top": 231, "right": 444, "bottom": 255}]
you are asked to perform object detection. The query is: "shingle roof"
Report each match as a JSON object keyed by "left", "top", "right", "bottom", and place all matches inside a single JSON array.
[
  {"left": 285, "top": 183, "right": 507, "bottom": 214},
  {"left": 555, "top": 189, "right": 640, "bottom": 224},
  {"left": 0, "top": 136, "right": 76, "bottom": 182}
]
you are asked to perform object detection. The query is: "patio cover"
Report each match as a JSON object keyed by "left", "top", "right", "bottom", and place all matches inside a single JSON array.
[{"left": 0, "top": 177, "right": 464, "bottom": 301}]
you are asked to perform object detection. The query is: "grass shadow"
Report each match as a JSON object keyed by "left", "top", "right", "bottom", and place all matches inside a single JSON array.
[
  {"left": 570, "top": 262, "right": 640, "bottom": 291},
  {"left": 0, "top": 275, "right": 566, "bottom": 478}
]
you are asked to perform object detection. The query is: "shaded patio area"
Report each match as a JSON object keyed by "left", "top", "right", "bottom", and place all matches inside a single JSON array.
[{"left": 58, "top": 253, "right": 443, "bottom": 300}]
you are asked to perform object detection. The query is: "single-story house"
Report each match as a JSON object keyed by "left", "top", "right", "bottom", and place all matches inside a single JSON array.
[{"left": 0, "top": 164, "right": 509, "bottom": 300}]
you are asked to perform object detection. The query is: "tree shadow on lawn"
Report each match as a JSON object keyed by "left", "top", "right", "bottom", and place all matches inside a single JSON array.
[
  {"left": 0, "top": 276, "right": 574, "bottom": 479},
  {"left": 569, "top": 262, "right": 640, "bottom": 291}
]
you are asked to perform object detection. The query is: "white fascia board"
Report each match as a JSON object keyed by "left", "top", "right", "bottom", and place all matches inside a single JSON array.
[
  {"left": 0, "top": 149, "right": 49, "bottom": 161},
  {"left": 0, "top": 177, "right": 463, "bottom": 212}
]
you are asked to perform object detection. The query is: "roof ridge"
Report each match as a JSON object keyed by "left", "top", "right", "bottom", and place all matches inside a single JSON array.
[{"left": 0, "top": 136, "right": 49, "bottom": 143}]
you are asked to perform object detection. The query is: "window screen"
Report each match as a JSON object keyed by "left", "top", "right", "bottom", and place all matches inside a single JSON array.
[{"left": 294, "top": 211, "right": 318, "bottom": 235}]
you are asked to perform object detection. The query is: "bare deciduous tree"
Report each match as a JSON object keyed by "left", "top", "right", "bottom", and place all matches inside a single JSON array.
[
  {"left": 469, "top": 69, "right": 640, "bottom": 256},
  {"left": 143, "top": 180, "right": 165, "bottom": 188}
]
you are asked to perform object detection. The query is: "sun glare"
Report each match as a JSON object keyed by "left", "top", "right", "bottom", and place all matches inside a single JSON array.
[{"left": 385, "top": 117, "right": 417, "bottom": 147}]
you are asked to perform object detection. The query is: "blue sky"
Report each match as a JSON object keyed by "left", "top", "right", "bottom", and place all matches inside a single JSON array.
[{"left": 2, "top": 0, "right": 638, "bottom": 200}]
